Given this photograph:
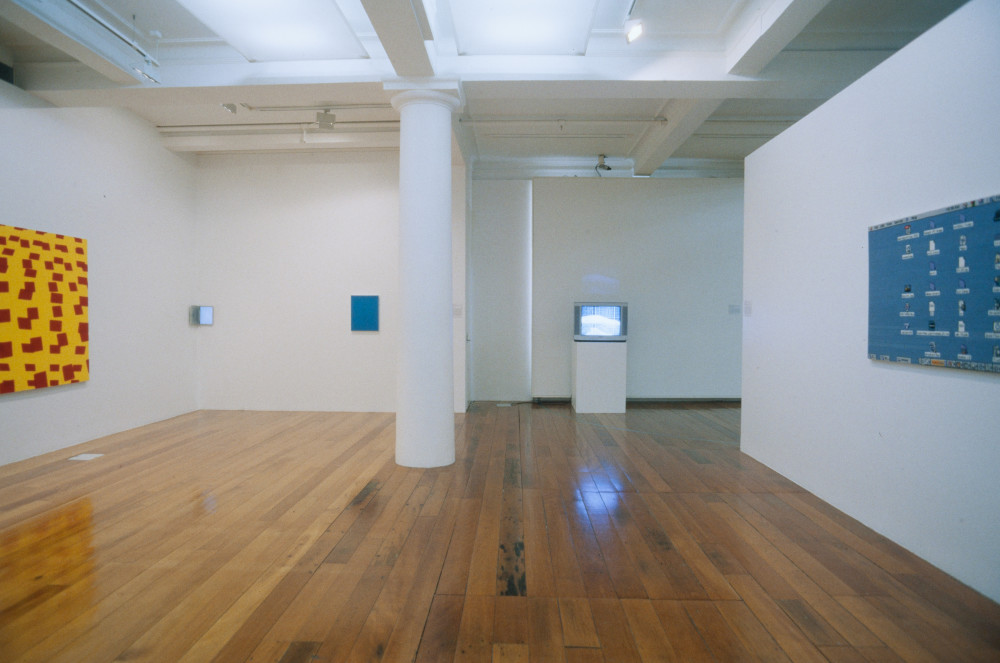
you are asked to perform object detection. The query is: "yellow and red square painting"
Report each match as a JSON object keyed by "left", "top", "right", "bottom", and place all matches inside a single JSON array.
[{"left": 0, "top": 225, "right": 89, "bottom": 394}]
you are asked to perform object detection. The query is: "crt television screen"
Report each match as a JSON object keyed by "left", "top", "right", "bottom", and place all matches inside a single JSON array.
[{"left": 575, "top": 302, "right": 627, "bottom": 341}]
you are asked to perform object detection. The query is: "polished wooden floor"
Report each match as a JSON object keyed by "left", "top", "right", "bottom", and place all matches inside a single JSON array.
[{"left": 1, "top": 403, "right": 998, "bottom": 662}]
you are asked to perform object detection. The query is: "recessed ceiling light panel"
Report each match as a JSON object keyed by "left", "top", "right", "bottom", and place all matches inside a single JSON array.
[
  {"left": 174, "top": 0, "right": 367, "bottom": 61},
  {"left": 449, "top": 0, "right": 600, "bottom": 56}
]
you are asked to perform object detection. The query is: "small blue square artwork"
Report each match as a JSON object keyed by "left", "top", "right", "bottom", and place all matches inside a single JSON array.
[{"left": 351, "top": 295, "right": 379, "bottom": 332}]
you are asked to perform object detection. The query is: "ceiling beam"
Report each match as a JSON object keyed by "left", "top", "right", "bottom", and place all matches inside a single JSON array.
[
  {"left": 624, "top": 0, "right": 833, "bottom": 177},
  {"left": 449, "top": 50, "right": 885, "bottom": 95},
  {"left": 629, "top": 99, "right": 724, "bottom": 176},
  {"left": 16, "top": 47, "right": 885, "bottom": 100},
  {"left": 359, "top": 0, "right": 434, "bottom": 78},
  {"left": 0, "top": 0, "right": 143, "bottom": 84},
  {"left": 159, "top": 129, "right": 400, "bottom": 153},
  {"left": 725, "top": 0, "right": 832, "bottom": 75}
]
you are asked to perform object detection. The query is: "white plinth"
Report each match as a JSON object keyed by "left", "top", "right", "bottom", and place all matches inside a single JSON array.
[{"left": 572, "top": 341, "right": 627, "bottom": 413}]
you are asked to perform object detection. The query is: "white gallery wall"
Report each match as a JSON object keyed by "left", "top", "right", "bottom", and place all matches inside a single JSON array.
[
  {"left": 532, "top": 178, "right": 744, "bottom": 399},
  {"left": 742, "top": 0, "right": 1000, "bottom": 602},
  {"left": 1, "top": 83, "right": 469, "bottom": 465},
  {"left": 0, "top": 82, "right": 199, "bottom": 466},
  {"left": 194, "top": 150, "right": 467, "bottom": 413},
  {"left": 468, "top": 179, "right": 533, "bottom": 401}
]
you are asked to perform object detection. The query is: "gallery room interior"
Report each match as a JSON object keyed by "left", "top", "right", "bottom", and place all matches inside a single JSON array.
[{"left": 1, "top": 0, "right": 999, "bottom": 660}]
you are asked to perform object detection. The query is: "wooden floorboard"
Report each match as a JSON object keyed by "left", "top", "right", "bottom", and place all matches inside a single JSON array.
[{"left": 1, "top": 403, "right": 998, "bottom": 662}]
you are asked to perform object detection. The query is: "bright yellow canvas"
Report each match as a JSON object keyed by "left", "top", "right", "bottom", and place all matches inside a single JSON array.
[{"left": 0, "top": 225, "right": 89, "bottom": 394}]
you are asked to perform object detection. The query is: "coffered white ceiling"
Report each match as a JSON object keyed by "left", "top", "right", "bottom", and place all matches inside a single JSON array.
[{"left": 0, "top": 0, "right": 967, "bottom": 177}]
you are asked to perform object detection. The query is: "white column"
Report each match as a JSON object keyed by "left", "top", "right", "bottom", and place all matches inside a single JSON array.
[{"left": 391, "top": 89, "right": 460, "bottom": 468}]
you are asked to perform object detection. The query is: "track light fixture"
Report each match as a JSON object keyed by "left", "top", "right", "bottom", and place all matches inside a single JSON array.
[
  {"left": 624, "top": 0, "right": 643, "bottom": 43},
  {"left": 595, "top": 154, "right": 612, "bottom": 177},
  {"left": 625, "top": 19, "right": 643, "bottom": 43},
  {"left": 316, "top": 110, "right": 336, "bottom": 130},
  {"left": 131, "top": 56, "right": 160, "bottom": 84}
]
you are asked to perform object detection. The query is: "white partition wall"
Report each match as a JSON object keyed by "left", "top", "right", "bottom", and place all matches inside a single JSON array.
[
  {"left": 742, "top": 0, "right": 1000, "bottom": 602},
  {"left": 0, "top": 85, "right": 198, "bottom": 465},
  {"left": 193, "top": 150, "right": 466, "bottom": 416},
  {"left": 194, "top": 151, "right": 402, "bottom": 412},
  {"left": 468, "top": 179, "right": 532, "bottom": 402},
  {"left": 532, "top": 178, "right": 743, "bottom": 400}
]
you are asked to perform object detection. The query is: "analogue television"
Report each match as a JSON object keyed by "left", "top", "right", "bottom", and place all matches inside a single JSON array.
[{"left": 574, "top": 302, "right": 627, "bottom": 341}]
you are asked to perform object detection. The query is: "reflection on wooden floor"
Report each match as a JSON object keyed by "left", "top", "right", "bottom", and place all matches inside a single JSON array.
[
  {"left": 0, "top": 403, "right": 997, "bottom": 662},
  {"left": 1, "top": 499, "right": 95, "bottom": 656}
]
